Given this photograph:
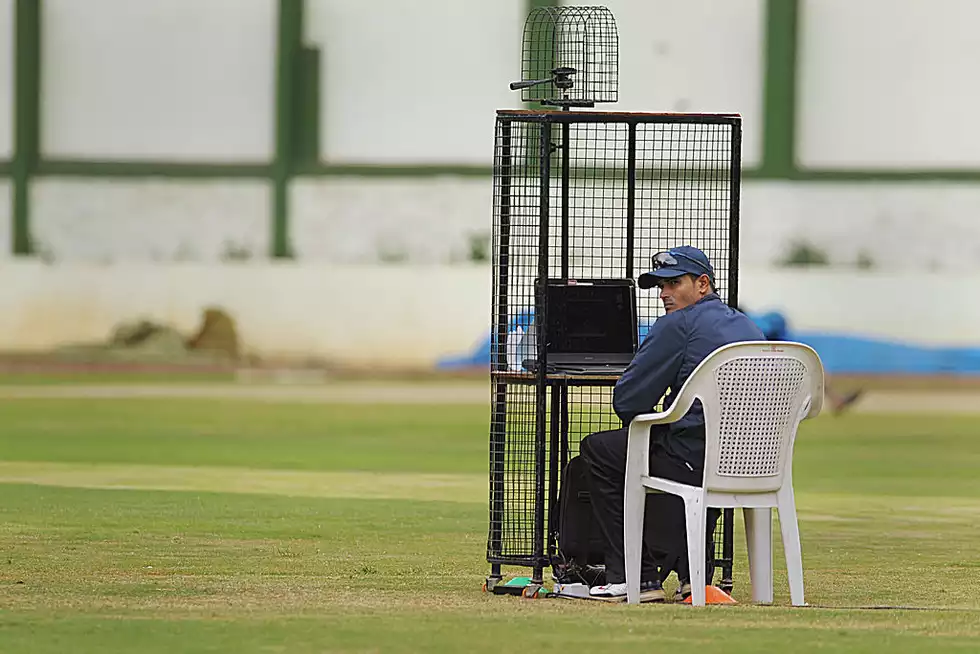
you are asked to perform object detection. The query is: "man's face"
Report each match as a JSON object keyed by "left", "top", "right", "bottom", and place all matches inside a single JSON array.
[{"left": 656, "top": 274, "right": 710, "bottom": 313}]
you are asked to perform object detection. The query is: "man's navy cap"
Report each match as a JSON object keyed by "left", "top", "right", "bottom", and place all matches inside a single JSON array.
[{"left": 637, "top": 245, "right": 715, "bottom": 289}]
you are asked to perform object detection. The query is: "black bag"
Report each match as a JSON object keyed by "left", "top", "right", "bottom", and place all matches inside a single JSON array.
[
  {"left": 552, "top": 455, "right": 607, "bottom": 586},
  {"left": 551, "top": 455, "right": 720, "bottom": 588}
]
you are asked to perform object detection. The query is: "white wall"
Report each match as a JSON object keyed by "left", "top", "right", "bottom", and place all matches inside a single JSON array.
[
  {"left": 741, "top": 182, "right": 980, "bottom": 270},
  {"left": 41, "top": 0, "right": 277, "bottom": 162},
  {"left": 799, "top": 0, "right": 980, "bottom": 168},
  {"left": 290, "top": 177, "right": 494, "bottom": 262},
  {"left": 565, "top": 0, "right": 765, "bottom": 168},
  {"left": 738, "top": 269, "right": 980, "bottom": 346},
  {"left": 31, "top": 179, "right": 271, "bottom": 262},
  {"left": 305, "top": 0, "right": 524, "bottom": 164},
  {"left": 12, "top": 0, "right": 980, "bottom": 169},
  {"left": 0, "top": 263, "right": 975, "bottom": 368},
  {"left": 9, "top": 0, "right": 980, "bottom": 271},
  {"left": 29, "top": 0, "right": 765, "bottom": 166},
  {"left": 0, "top": 262, "right": 492, "bottom": 366},
  {"left": 22, "top": 177, "right": 980, "bottom": 270},
  {"left": 291, "top": 176, "right": 736, "bottom": 298}
]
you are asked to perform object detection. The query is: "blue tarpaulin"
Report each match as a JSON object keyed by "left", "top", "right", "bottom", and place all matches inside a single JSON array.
[{"left": 437, "top": 310, "right": 980, "bottom": 376}]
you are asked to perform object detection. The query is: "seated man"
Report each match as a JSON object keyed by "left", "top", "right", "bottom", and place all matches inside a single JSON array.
[{"left": 582, "top": 245, "right": 764, "bottom": 601}]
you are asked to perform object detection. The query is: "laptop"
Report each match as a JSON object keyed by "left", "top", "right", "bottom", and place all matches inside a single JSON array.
[{"left": 522, "top": 279, "right": 637, "bottom": 375}]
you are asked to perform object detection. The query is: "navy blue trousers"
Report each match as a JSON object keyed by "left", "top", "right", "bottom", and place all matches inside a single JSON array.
[{"left": 580, "top": 427, "right": 719, "bottom": 585}]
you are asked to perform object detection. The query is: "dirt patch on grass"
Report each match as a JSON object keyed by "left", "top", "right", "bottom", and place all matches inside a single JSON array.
[
  {"left": 0, "top": 462, "right": 486, "bottom": 503},
  {"left": 848, "top": 390, "right": 980, "bottom": 414},
  {"left": 0, "top": 383, "right": 491, "bottom": 404}
]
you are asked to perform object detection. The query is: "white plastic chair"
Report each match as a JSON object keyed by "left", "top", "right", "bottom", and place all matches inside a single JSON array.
[{"left": 623, "top": 341, "right": 824, "bottom": 606}]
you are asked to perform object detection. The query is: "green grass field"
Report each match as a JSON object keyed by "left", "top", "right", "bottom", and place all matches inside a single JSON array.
[{"left": 2, "top": 387, "right": 980, "bottom": 652}]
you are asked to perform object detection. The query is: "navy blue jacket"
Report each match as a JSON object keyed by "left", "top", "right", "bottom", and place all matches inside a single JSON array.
[{"left": 613, "top": 293, "right": 765, "bottom": 468}]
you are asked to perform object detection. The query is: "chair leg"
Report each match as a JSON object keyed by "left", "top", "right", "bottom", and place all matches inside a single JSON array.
[
  {"left": 743, "top": 507, "right": 773, "bottom": 604},
  {"left": 778, "top": 489, "right": 806, "bottom": 606},
  {"left": 624, "top": 482, "right": 647, "bottom": 605},
  {"left": 683, "top": 494, "right": 706, "bottom": 606}
]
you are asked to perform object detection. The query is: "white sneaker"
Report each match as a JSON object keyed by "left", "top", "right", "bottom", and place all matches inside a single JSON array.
[
  {"left": 589, "top": 581, "right": 665, "bottom": 603},
  {"left": 589, "top": 582, "right": 627, "bottom": 600}
]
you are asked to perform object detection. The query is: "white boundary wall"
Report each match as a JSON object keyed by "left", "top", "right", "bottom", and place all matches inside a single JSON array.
[
  {"left": 31, "top": 179, "right": 272, "bottom": 262},
  {"left": 17, "top": 178, "right": 980, "bottom": 272},
  {"left": 0, "top": 262, "right": 976, "bottom": 367},
  {"left": 799, "top": 0, "right": 980, "bottom": 168},
  {"left": 23, "top": 0, "right": 980, "bottom": 169},
  {"left": 305, "top": 0, "right": 524, "bottom": 165},
  {"left": 7, "top": 1, "right": 980, "bottom": 270},
  {"left": 41, "top": 0, "right": 277, "bottom": 162}
]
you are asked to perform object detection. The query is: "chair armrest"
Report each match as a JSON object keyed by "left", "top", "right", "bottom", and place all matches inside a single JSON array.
[
  {"left": 624, "top": 387, "right": 698, "bottom": 481},
  {"left": 625, "top": 419, "right": 653, "bottom": 483},
  {"left": 805, "top": 392, "right": 823, "bottom": 420},
  {"left": 627, "top": 389, "right": 697, "bottom": 429},
  {"left": 642, "top": 475, "right": 703, "bottom": 498}
]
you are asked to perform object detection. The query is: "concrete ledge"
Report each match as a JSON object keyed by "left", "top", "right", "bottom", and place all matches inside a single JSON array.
[{"left": 0, "top": 261, "right": 975, "bottom": 369}]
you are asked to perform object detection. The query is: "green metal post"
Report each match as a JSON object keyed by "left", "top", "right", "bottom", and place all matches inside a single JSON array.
[
  {"left": 12, "top": 0, "right": 41, "bottom": 256},
  {"left": 272, "top": 0, "right": 303, "bottom": 258},
  {"left": 293, "top": 45, "right": 320, "bottom": 167},
  {"left": 525, "top": 0, "right": 559, "bottom": 108},
  {"left": 758, "top": 0, "right": 800, "bottom": 179}
]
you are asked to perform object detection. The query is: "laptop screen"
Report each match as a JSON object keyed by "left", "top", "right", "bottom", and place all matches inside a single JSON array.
[{"left": 546, "top": 280, "right": 637, "bottom": 355}]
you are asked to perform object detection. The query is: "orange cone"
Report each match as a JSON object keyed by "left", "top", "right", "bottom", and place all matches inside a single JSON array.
[{"left": 682, "top": 586, "right": 737, "bottom": 605}]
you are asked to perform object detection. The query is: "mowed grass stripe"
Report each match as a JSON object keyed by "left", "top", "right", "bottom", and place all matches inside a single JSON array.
[
  {"left": 3, "top": 460, "right": 980, "bottom": 524},
  {"left": 0, "top": 399, "right": 492, "bottom": 473},
  {"left": 0, "top": 461, "right": 487, "bottom": 503}
]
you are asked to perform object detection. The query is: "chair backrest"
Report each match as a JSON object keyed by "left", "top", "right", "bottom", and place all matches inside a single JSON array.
[{"left": 680, "top": 341, "right": 825, "bottom": 493}]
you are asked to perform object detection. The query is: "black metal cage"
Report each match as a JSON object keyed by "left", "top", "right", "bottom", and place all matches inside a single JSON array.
[
  {"left": 486, "top": 109, "right": 742, "bottom": 591},
  {"left": 518, "top": 6, "right": 618, "bottom": 107}
]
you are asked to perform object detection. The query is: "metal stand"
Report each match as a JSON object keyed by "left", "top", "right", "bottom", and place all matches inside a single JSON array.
[{"left": 485, "top": 110, "right": 743, "bottom": 594}]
